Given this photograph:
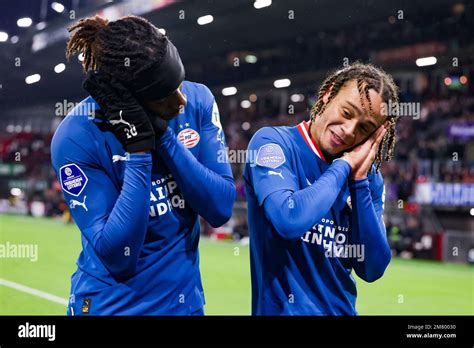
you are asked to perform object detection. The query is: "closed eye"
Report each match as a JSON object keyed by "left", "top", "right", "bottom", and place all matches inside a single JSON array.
[{"left": 360, "top": 124, "right": 369, "bottom": 133}]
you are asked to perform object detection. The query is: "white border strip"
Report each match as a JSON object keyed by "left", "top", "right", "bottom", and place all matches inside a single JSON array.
[
  {"left": 298, "top": 123, "right": 322, "bottom": 159},
  {"left": 0, "top": 278, "right": 68, "bottom": 306}
]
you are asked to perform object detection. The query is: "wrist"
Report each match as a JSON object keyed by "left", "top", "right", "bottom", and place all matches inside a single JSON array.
[
  {"left": 350, "top": 173, "right": 368, "bottom": 180},
  {"left": 339, "top": 153, "right": 355, "bottom": 169},
  {"left": 125, "top": 136, "right": 156, "bottom": 153},
  {"left": 333, "top": 157, "right": 353, "bottom": 169},
  {"left": 331, "top": 157, "right": 352, "bottom": 179},
  {"left": 349, "top": 177, "right": 370, "bottom": 189}
]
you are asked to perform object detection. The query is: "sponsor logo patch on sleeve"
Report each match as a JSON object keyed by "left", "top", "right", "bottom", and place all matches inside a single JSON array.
[
  {"left": 211, "top": 102, "right": 225, "bottom": 145},
  {"left": 256, "top": 143, "right": 286, "bottom": 169},
  {"left": 59, "top": 163, "right": 88, "bottom": 197},
  {"left": 211, "top": 101, "right": 222, "bottom": 130}
]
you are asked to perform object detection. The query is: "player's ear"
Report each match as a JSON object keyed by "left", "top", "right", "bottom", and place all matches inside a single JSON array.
[{"left": 322, "top": 84, "right": 334, "bottom": 104}]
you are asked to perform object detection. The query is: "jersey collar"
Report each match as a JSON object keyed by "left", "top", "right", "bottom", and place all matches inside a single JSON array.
[{"left": 297, "top": 121, "right": 327, "bottom": 162}]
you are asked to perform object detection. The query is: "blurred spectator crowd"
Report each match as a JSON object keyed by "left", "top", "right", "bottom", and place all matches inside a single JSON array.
[
  {"left": 220, "top": 93, "right": 474, "bottom": 203},
  {"left": 0, "top": 91, "right": 472, "bottom": 237}
]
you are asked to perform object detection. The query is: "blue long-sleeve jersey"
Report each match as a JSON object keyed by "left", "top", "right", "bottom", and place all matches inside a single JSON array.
[
  {"left": 244, "top": 121, "right": 390, "bottom": 316},
  {"left": 51, "top": 81, "right": 236, "bottom": 315}
]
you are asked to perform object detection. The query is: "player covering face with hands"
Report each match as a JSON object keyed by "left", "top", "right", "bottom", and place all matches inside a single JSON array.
[
  {"left": 51, "top": 15, "right": 236, "bottom": 315},
  {"left": 244, "top": 62, "right": 399, "bottom": 315}
]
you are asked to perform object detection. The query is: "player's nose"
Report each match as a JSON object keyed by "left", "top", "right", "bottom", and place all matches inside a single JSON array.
[
  {"left": 177, "top": 89, "right": 187, "bottom": 108},
  {"left": 339, "top": 119, "right": 357, "bottom": 144}
]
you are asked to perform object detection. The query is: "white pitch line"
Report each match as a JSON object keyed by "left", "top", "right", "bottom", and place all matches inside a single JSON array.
[{"left": 0, "top": 278, "right": 68, "bottom": 306}]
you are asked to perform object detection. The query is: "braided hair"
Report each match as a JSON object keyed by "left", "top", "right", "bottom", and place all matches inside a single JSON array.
[
  {"left": 309, "top": 62, "right": 399, "bottom": 169},
  {"left": 66, "top": 15, "right": 167, "bottom": 82}
]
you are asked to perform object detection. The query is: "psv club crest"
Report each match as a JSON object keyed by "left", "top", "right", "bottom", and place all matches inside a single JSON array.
[{"left": 178, "top": 128, "right": 200, "bottom": 148}]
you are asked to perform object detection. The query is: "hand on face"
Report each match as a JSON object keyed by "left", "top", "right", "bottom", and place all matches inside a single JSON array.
[
  {"left": 139, "top": 85, "right": 187, "bottom": 138},
  {"left": 342, "top": 122, "right": 388, "bottom": 180}
]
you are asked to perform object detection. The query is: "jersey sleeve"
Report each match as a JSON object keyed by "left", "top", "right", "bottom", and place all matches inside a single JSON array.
[
  {"left": 52, "top": 136, "right": 118, "bottom": 231},
  {"left": 348, "top": 171, "right": 391, "bottom": 282},
  {"left": 51, "top": 133, "right": 152, "bottom": 281},
  {"left": 155, "top": 85, "right": 236, "bottom": 227},
  {"left": 246, "top": 127, "right": 299, "bottom": 205},
  {"left": 368, "top": 166, "right": 385, "bottom": 219},
  {"left": 246, "top": 127, "right": 352, "bottom": 240},
  {"left": 198, "top": 86, "right": 231, "bottom": 175}
]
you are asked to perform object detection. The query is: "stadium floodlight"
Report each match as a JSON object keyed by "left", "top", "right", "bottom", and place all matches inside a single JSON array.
[
  {"left": 222, "top": 87, "right": 237, "bottom": 96},
  {"left": 54, "top": 63, "right": 66, "bottom": 74},
  {"left": 36, "top": 22, "right": 47, "bottom": 30},
  {"left": 158, "top": 28, "right": 166, "bottom": 35},
  {"left": 10, "top": 36, "right": 19, "bottom": 44},
  {"left": 78, "top": 53, "right": 84, "bottom": 62},
  {"left": 51, "top": 2, "right": 65, "bottom": 13},
  {"left": 197, "top": 15, "right": 214, "bottom": 25},
  {"left": 241, "top": 100, "right": 251, "bottom": 109},
  {"left": 0, "top": 32, "right": 8, "bottom": 42},
  {"left": 471, "top": 208, "right": 474, "bottom": 216},
  {"left": 274, "top": 78, "right": 291, "bottom": 88},
  {"left": 416, "top": 56, "right": 437, "bottom": 67},
  {"left": 245, "top": 55, "right": 258, "bottom": 64},
  {"left": 290, "top": 94, "right": 304, "bottom": 102},
  {"left": 10, "top": 188, "right": 22, "bottom": 196},
  {"left": 254, "top": 0, "right": 272, "bottom": 9},
  {"left": 25, "top": 74, "right": 41, "bottom": 84},
  {"left": 241, "top": 122, "right": 251, "bottom": 130},
  {"left": 17, "top": 17, "right": 33, "bottom": 28}
]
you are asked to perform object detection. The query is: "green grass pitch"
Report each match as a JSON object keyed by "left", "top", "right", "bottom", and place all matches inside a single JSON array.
[{"left": 0, "top": 214, "right": 472, "bottom": 315}]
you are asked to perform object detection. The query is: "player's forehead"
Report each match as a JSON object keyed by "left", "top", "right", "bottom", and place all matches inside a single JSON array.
[{"left": 336, "top": 79, "right": 386, "bottom": 125}]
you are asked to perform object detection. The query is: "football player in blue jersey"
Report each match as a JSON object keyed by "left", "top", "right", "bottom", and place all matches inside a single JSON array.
[
  {"left": 244, "top": 62, "right": 400, "bottom": 315},
  {"left": 51, "top": 15, "right": 236, "bottom": 315}
]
